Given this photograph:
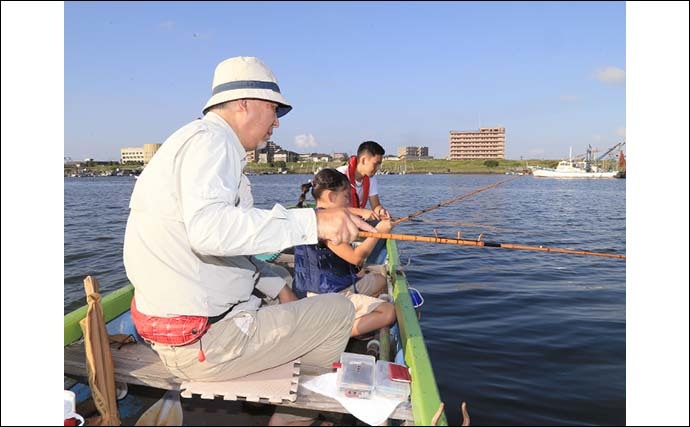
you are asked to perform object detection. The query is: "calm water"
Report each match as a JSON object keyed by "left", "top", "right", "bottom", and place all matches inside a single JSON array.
[{"left": 65, "top": 174, "right": 626, "bottom": 425}]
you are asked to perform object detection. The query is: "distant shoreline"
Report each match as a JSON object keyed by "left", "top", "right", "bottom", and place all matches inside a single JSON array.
[{"left": 67, "top": 158, "right": 619, "bottom": 177}]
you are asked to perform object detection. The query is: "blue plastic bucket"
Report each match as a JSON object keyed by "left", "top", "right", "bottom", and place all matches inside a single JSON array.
[{"left": 408, "top": 287, "right": 424, "bottom": 309}]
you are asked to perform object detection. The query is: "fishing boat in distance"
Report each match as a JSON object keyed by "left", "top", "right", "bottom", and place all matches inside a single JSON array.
[
  {"left": 531, "top": 160, "right": 618, "bottom": 178},
  {"left": 531, "top": 143, "right": 623, "bottom": 179}
]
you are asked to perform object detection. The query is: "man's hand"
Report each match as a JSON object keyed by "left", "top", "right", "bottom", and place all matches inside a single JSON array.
[{"left": 316, "top": 208, "right": 376, "bottom": 245}]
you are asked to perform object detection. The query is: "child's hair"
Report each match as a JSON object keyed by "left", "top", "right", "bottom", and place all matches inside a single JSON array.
[{"left": 297, "top": 168, "right": 350, "bottom": 208}]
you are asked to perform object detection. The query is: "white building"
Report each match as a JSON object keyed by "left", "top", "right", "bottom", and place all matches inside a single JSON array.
[{"left": 120, "top": 143, "right": 162, "bottom": 164}]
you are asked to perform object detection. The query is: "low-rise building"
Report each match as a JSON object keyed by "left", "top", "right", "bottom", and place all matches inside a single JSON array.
[
  {"left": 253, "top": 141, "right": 283, "bottom": 163},
  {"left": 298, "top": 153, "right": 332, "bottom": 162},
  {"left": 397, "top": 146, "right": 431, "bottom": 159},
  {"left": 246, "top": 148, "right": 259, "bottom": 163},
  {"left": 120, "top": 143, "right": 162, "bottom": 164},
  {"left": 274, "top": 150, "right": 299, "bottom": 163}
]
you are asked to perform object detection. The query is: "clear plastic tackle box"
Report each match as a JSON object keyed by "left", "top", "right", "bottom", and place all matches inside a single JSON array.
[
  {"left": 335, "top": 352, "right": 376, "bottom": 399},
  {"left": 374, "top": 360, "right": 411, "bottom": 401}
]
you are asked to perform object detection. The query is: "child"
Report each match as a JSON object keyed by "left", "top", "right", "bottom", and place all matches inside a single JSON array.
[
  {"left": 337, "top": 140, "right": 390, "bottom": 264},
  {"left": 294, "top": 168, "right": 396, "bottom": 338}
]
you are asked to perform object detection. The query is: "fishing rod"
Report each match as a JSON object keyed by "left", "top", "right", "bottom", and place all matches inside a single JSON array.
[
  {"left": 408, "top": 218, "right": 542, "bottom": 235},
  {"left": 392, "top": 175, "right": 521, "bottom": 224},
  {"left": 358, "top": 231, "right": 626, "bottom": 260}
]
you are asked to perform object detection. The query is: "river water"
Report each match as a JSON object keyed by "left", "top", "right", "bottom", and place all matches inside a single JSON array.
[{"left": 65, "top": 174, "right": 625, "bottom": 425}]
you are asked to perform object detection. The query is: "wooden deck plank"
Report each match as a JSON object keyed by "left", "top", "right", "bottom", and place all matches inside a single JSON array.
[
  {"left": 65, "top": 341, "right": 413, "bottom": 422},
  {"left": 65, "top": 340, "right": 182, "bottom": 390}
]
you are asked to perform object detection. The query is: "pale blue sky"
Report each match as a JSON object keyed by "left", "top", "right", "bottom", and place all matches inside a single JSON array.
[{"left": 65, "top": 1, "right": 626, "bottom": 161}]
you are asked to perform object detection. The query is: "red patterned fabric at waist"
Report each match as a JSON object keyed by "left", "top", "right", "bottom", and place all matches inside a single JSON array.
[{"left": 130, "top": 298, "right": 210, "bottom": 346}]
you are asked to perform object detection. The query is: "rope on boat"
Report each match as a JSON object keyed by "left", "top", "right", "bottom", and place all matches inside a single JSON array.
[
  {"left": 431, "top": 402, "right": 445, "bottom": 426},
  {"left": 392, "top": 176, "right": 521, "bottom": 224},
  {"left": 357, "top": 231, "right": 626, "bottom": 260},
  {"left": 461, "top": 401, "right": 471, "bottom": 426}
]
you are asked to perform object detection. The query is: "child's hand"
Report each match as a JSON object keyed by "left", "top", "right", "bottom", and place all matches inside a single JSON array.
[
  {"left": 375, "top": 219, "right": 393, "bottom": 234},
  {"left": 347, "top": 207, "right": 379, "bottom": 221},
  {"left": 364, "top": 209, "right": 379, "bottom": 221},
  {"left": 374, "top": 206, "right": 390, "bottom": 219}
]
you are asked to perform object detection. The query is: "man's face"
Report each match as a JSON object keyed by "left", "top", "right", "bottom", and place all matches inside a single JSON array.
[
  {"left": 359, "top": 153, "right": 383, "bottom": 177},
  {"left": 243, "top": 99, "right": 279, "bottom": 150}
]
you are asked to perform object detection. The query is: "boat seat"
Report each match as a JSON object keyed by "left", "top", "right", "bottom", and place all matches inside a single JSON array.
[{"left": 64, "top": 340, "right": 413, "bottom": 422}]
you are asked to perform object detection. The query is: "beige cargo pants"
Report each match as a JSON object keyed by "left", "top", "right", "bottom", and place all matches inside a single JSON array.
[{"left": 150, "top": 293, "right": 355, "bottom": 381}]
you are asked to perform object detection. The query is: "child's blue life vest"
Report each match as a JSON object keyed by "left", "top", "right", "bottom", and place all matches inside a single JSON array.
[{"left": 294, "top": 242, "right": 359, "bottom": 294}]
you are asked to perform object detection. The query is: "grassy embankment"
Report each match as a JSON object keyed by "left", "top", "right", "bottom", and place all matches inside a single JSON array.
[
  {"left": 250, "top": 159, "right": 559, "bottom": 174},
  {"left": 66, "top": 159, "right": 561, "bottom": 176}
]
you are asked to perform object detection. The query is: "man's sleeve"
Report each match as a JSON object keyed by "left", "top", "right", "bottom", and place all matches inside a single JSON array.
[{"left": 178, "top": 133, "right": 318, "bottom": 256}]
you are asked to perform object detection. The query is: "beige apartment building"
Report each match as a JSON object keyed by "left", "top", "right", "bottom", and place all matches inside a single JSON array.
[
  {"left": 449, "top": 127, "right": 505, "bottom": 160},
  {"left": 120, "top": 143, "right": 162, "bottom": 164}
]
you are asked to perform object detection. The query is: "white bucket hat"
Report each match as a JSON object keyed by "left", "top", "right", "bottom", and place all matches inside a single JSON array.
[{"left": 202, "top": 56, "right": 292, "bottom": 117}]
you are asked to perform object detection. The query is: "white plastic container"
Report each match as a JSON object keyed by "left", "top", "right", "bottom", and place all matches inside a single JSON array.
[
  {"left": 336, "top": 352, "right": 376, "bottom": 399},
  {"left": 64, "top": 390, "right": 85, "bottom": 426},
  {"left": 374, "top": 360, "right": 410, "bottom": 401}
]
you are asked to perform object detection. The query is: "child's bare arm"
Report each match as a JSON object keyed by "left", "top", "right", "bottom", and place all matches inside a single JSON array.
[
  {"left": 327, "top": 220, "right": 394, "bottom": 267},
  {"left": 327, "top": 241, "right": 365, "bottom": 266}
]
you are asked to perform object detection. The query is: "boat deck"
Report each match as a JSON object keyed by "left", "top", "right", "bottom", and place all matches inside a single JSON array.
[
  {"left": 64, "top": 251, "right": 413, "bottom": 423},
  {"left": 62, "top": 248, "right": 447, "bottom": 425},
  {"left": 63, "top": 339, "right": 414, "bottom": 423}
]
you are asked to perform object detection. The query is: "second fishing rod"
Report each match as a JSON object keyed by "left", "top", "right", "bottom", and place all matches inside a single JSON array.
[{"left": 391, "top": 175, "right": 521, "bottom": 224}]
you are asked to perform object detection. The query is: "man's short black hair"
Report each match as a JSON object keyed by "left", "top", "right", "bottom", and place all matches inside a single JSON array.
[{"left": 357, "top": 140, "right": 385, "bottom": 157}]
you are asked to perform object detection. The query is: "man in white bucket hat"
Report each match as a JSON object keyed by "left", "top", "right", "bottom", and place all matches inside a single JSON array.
[{"left": 124, "top": 57, "right": 374, "bottom": 410}]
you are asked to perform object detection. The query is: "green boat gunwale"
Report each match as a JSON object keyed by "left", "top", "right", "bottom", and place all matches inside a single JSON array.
[
  {"left": 64, "top": 283, "right": 133, "bottom": 347},
  {"left": 386, "top": 240, "right": 448, "bottom": 426}
]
